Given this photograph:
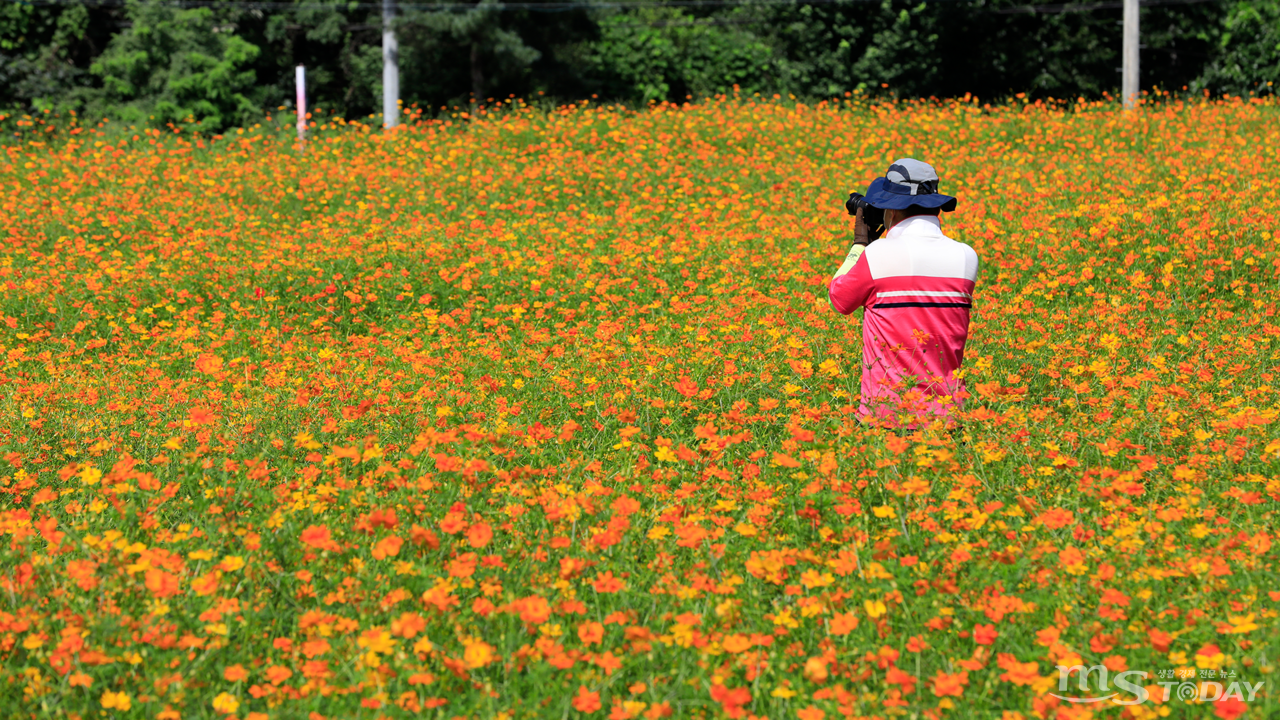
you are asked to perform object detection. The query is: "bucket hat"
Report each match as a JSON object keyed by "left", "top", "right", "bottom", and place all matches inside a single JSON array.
[{"left": 863, "top": 158, "right": 958, "bottom": 212}]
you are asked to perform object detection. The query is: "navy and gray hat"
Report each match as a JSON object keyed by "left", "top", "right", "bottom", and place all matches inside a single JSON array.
[{"left": 863, "top": 158, "right": 958, "bottom": 212}]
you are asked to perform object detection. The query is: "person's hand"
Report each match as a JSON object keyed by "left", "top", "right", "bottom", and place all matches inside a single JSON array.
[{"left": 853, "top": 206, "right": 871, "bottom": 246}]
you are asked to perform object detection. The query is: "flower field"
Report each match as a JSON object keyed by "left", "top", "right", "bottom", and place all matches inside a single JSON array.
[{"left": 1, "top": 96, "right": 1279, "bottom": 719}]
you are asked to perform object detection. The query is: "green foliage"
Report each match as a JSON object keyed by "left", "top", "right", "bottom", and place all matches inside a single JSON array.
[
  {"left": 729, "top": 2, "right": 864, "bottom": 99},
  {"left": 586, "top": 8, "right": 782, "bottom": 103},
  {"left": 401, "top": 5, "right": 546, "bottom": 104},
  {"left": 1196, "top": 0, "right": 1280, "bottom": 96},
  {"left": 88, "top": 1, "right": 262, "bottom": 130},
  {"left": 0, "top": 2, "right": 109, "bottom": 114},
  {"left": 395, "top": 1, "right": 599, "bottom": 108},
  {"left": 0, "top": 0, "right": 1274, "bottom": 130}
]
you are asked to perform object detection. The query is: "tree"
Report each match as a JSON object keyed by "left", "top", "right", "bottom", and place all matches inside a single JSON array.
[
  {"left": 395, "top": 0, "right": 596, "bottom": 108},
  {"left": 0, "top": 2, "right": 116, "bottom": 113},
  {"left": 88, "top": 0, "right": 262, "bottom": 130},
  {"left": 584, "top": 7, "right": 783, "bottom": 103},
  {"left": 1195, "top": 0, "right": 1280, "bottom": 96}
]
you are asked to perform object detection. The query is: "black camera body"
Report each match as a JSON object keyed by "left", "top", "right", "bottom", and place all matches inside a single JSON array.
[{"left": 845, "top": 192, "right": 886, "bottom": 242}]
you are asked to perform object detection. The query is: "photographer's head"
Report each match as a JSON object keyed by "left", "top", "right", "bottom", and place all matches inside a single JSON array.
[{"left": 864, "top": 158, "right": 956, "bottom": 231}]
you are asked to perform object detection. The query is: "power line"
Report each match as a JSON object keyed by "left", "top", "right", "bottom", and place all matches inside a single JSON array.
[
  {"left": 9, "top": 0, "right": 894, "bottom": 8},
  {"left": 993, "top": 0, "right": 1221, "bottom": 13},
  {"left": 4, "top": 0, "right": 1226, "bottom": 11}
]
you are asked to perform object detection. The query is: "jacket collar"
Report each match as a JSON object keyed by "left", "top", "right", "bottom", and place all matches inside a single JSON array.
[{"left": 885, "top": 215, "right": 943, "bottom": 240}]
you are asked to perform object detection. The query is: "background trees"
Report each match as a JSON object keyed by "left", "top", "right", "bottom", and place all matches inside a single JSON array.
[{"left": 2, "top": 0, "right": 1274, "bottom": 130}]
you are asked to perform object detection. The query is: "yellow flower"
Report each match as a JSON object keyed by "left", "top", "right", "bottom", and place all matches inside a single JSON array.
[
  {"left": 864, "top": 599, "right": 887, "bottom": 618},
  {"left": 1228, "top": 614, "right": 1259, "bottom": 634},
  {"left": 100, "top": 691, "right": 131, "bottom": 710},
  {"left": 357, "top": 629, "right": 396, "bottom": 655},
  {"left": 211, "top": 692, "right": 240, "bottom": 714},
  {"left": 800, "top": 570, "right": 833, "bottom": 589},
  {"left": 772, "top": 609, "right": 800, "bottom": 629},
  {"left": 863, "top": 562, "right": 894, "bottom": 580},
  {"left": 80, "top": 466, "right": 102, "bottom": 486}
]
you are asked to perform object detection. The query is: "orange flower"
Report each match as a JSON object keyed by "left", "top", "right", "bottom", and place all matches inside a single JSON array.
[
  {"left": 803, "top": 656, "right": 829, "bottom": 682},
  {"left": 829, "top": 612, "right": 859, "bottom": 636},
  {"left": 573, "top": 686, "right": 602, "bottom": 713},
  {"left": 1215, "top": 697, "right": 1248, "bottom": 720},
  {"left": 144, "top": 568, "right": 180, "bottom": 598},
  {"left": 391, "top": 612, "right": 426, "bottom": 638},
  {"left": 439, "top": 513, "right": 467, "bottom": 534},
  {"left": 578, "top": 621, "right": 605, "bottom": 645},
  {"left": 466, "top": 522, "right": 493, "bottom": 549},
  {"left": 191, "top": 571, "right": 219, "bottom": 597},
  {"left": 512, "top": 595, "right": 552, "bottom": 624},
  {"left": 187, "top": 407, "right": 217, "bottom": 426},
  {"left": 300, "top": 525, "right": 339, "bottom": 551},
  {"left": 1036, "top": 508, "right": 1075, "bottom": 529},
  {"left": 886, "top": 665, "right": 917, "bottom": 691},
  {"left": 1148, "top": 628, "right": 1172, "bottom": 652},
  {"left": 709, "top": 684, "right": 751, "bottom": 716},
  {"left": 463, "top": 638, "right": 495, "bottom": 668},
  {"left": 973, "top": 623, "right": 998, "bottom": 646},
  {"left": 66, "top": 559, "right": 99, "bottom": 591},
  {"left": 591, "top": 571, "right": 626, "bottom": 593},
  {"left": 301, "top": 639, "right": 331, "bottom": 658},
  {"left": 371, "top": 535, "right": 403, "bottom": 559},
  {"left": 997, "top": 654, "right": 1040, "bottom": 686},
  {"left": 593, "top": 651, "right": 623, "bottom": 675},
  {"left": 931, "top": 670, "right": 968, "bottom": 697},
  {"left": 1036, "top": 627, "right": 1061, "bottom": 647},
  {"left": 194, "top": 353, "right": 224, "bottom": 375}
]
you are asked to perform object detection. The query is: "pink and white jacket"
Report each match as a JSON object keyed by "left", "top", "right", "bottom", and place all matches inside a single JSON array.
[{"left": 828, "top": 215, "right": 979, "bottom": 427}]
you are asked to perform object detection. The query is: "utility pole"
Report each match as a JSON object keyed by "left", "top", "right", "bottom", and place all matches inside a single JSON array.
[
  {"left": 382, "top": 0, "right": 399, "bottom": 128},
  {"left": 1122, "top": 0, "right": 1139, "bottom": 109}
]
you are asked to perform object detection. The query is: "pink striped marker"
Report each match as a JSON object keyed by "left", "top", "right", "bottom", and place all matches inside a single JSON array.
[{"left": 296, "top": 65, "right": 307, "bottom": 141}]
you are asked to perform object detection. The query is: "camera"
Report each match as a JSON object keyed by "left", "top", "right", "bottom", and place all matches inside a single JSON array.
[{"left": 845, "top": 192, "right": 886, "bottom": 242}]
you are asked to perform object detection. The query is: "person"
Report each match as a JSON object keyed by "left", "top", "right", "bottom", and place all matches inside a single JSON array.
[{"left": 828, "top": 158, "right": 979, "bottom": 429}]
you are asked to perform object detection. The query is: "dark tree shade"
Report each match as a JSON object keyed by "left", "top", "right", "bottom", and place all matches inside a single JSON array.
[{"left": 0, "top": 0, "right": 1268, "bottom": 131}]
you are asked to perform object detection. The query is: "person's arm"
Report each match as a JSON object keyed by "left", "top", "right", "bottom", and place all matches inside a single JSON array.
[
  {"left": 829, "top": 251, "right": 874, "bottom": 314},
  {"left": 833, "top": 243, "right": 867, "bottom": 279},
  {"left": 829, "top": 206, "right": 874, "bottom": 313}
]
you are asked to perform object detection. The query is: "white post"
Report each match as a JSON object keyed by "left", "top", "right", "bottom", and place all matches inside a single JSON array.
[
  {"left": 295, "top": 65, "right": 307, "bottom": 140},
  {"left": 382, "top": 0, "right": 399, "bottom": 128},
  {"left": 1122, "top": 0, "right": 1139, "bottom": 109}
]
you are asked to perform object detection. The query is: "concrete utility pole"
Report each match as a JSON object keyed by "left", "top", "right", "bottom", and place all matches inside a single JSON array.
[
  {"left": 382, "top": 0, "right": 399, "bottom": 128},
  {"left": 1122, "top": 0, "right": 1139, "bottom": 108},
  {"left": 295, "top": 65, "right": 307, "bottom": 140}
]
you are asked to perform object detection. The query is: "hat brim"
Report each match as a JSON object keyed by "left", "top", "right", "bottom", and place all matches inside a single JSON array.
[{"left": 864, "top": 177, "right": 958, "bottom": 212}]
